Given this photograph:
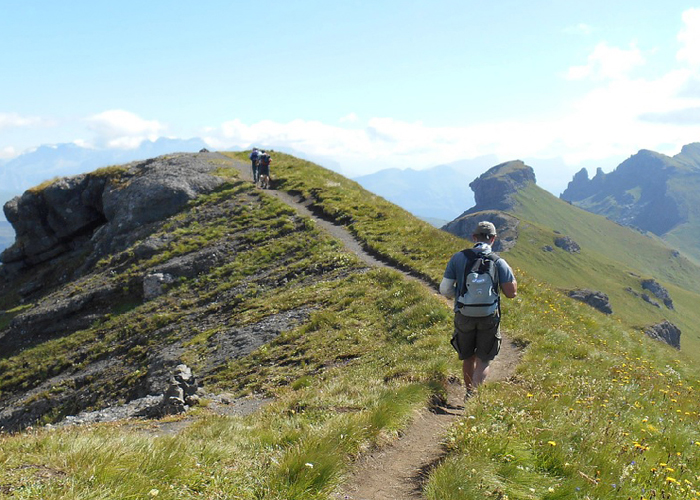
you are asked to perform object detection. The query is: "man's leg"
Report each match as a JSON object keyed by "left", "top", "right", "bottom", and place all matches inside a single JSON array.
[
  {"left": 463, "top": 355, "right": 491, "bottom": 391},
  {"left": 462, "top": 355, "right": 476, "bottom": 391},
  {"left": 473, "top": 357, "right": 491, "bottom": 387}
]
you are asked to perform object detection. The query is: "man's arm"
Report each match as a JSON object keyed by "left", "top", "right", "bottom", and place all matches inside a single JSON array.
[
  {"left": 501, "top": 279, "right": 517, "bottom": 298},
  {"left": 439, "top": 277, "right": 456, "bottom": 298}
]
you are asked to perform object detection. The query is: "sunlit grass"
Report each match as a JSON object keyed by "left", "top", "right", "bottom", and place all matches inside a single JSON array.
[{"left": 3, "top": 151, "right": 700, "bottom": 499}]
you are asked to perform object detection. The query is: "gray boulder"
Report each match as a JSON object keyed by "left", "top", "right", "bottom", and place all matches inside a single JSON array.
[
  {"left": 641, "top": 279, "right": 674, "bottom": 310},
  {"left": 1, "top": 154, "right": 225, "bottom": 273},
  {"left": 644, "top": 320, "right": 681, "bottom": 349},
  {"left": 554, "top": 236, "right": 581, "bottom": 254},
  {"left": 567, "top": 289, "right": 612, "bottom": 314}
]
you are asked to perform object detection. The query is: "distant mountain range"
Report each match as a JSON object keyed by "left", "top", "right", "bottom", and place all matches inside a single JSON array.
[
  {"left": 442, "top": 159, "right": 700, "bottom": 353},
  {"left": 353, "top": 156, "right": 498, "bottom": 221},
  {"left": 561, "top": 142, "right": 700, "bottom": 263},
  {"left": 0, "top": 137, "right": 210, "bottom": 195}
]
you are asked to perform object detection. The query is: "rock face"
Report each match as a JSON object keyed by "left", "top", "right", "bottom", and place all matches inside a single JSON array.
[
  {"left": 1, "top": 174, "right": 110, "bottom": 270},
  {"left": 554, "top": 236, "right": 581, "bottom": 253},
  {"left": 0, "top": 151, "right": 326, "bottom": 432},
  {"left": 468, "top": 160, "right": 537, "bottom": 213},
  {"left": 644, "top": 320, "right": 681, "bottom": 349},
  {"left": 560, "top": 148, "right": 684, "bottom": 236},
  {"left": 567, "top": 289, "right": 613, "bottom": 314},
  {"left": 1, "top": 153, "right": 225, "bottom": 276},
  {"left": 442, "top": 161, "right": 535, "bottom": 250},
  {"left": 641, "top": 279, "right": 674, "bottom": 310}
]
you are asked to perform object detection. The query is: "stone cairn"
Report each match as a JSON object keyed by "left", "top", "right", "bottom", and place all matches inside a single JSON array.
[{"left": 160, "top": 364, "right": 203, "bottom": 415}]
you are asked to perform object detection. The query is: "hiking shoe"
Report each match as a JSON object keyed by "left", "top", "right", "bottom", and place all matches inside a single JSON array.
[{"left": 464, "top": 388, "right": 476, "bottom": 402}]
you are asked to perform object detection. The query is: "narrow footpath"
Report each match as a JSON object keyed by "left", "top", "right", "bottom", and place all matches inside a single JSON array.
[{"left": 221, "top": 154, "right": 521, "bottom": 500}]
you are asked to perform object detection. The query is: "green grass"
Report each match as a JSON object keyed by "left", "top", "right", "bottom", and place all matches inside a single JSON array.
[
  {"left": 223, "top": 151, "right": 463, "bottom": 285},
  {"left": 2, "top": 151, "right": 700, "bottom": 499},
  {"left": 504, "top": 183, "right": 700, "bottom": 361},
  {"left": 0, "top": 268, "right": 457, "bottom": 499},
  {"left": 425, "top": 277, "right": 700, "bottom": 500}
]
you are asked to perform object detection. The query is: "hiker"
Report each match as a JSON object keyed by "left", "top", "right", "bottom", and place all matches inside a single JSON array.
[
  {"left": 439, "top": 221, "right": 517, "bottom": 399},
  {"left": 258, "top": 151, "right": 272, "bottom": 189},
  {"left": 249, "top": 148, "right": 260, "bottom": 183}
]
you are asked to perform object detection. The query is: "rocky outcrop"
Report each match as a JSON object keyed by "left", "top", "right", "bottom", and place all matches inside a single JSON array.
[
  {"left": 1, "top": 174, "right": 110, "bottom": 271},
  {"left": 467, "top": 160, "right": 537, "bottom": 213},
  {"left": 644, "top": 320, "right": 681, "bottom": 349},
  {"left": 567, "top": 289, "right": 613, "bottom": 314},
  {"left": 143, "top": 273, "right": 176, "bottom": 300},
  {"left": 641, "top": 279, "right": 674, "bottom": 310},
  {"left": 441, "top": 160, "right": 537, "bottom": 250},
  {"left": 1, "top": 153, "right": 225, "bottom": 277},
  {"left": 554, "top": 236, "right": 581, "bottom": 254},
  {"left": 560, "top": 149, "right": 683, "bottom": 236}
]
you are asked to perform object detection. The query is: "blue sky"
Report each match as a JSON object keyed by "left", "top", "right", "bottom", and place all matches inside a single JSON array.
[{"left": 3, "top": 0, "right": 700, "bottom": 194}]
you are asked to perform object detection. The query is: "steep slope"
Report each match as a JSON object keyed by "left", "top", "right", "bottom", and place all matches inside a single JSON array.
[
  {"left": 2, "top": 151, "right": 700, "bottom": 500},
  {"left": 443, "top": 160, "right": 700, "bottom": 357},
  {"left": 561, "top": 143, "right": 700, "bottom": 262}
]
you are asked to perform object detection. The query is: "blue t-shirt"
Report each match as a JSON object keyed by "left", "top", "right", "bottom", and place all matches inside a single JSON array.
[{"left": 443, "top": 243, "right": 515, "bottom": 308}]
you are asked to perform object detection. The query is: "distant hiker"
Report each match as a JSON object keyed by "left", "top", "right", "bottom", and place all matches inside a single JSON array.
[
  {"left": 249, "top": 148, "right": 260, "bottom": 183},
  {"left": 439, "top": 221, "right": 517, "bottom": 399},
  {"left": 258, "top": 151, "right": 272, "bottom": 189}
]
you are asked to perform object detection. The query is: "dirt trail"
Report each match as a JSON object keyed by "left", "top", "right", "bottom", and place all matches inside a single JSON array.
[{"left": 222, "top": 154, "right": 522, "bottom": 500}]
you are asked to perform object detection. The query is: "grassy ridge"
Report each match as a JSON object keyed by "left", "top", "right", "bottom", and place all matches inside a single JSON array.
[
  {"left": 1, "top": 152, "right": 700, "bottom": 499},
  {"left": 505, "top": 184, "right": 700, "bottom": 358},
  {"left": 224, "top": 151, "right": 464, "bottom": 284}
]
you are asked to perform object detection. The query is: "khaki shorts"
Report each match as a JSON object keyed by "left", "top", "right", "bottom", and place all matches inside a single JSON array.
[{"left": 451, "top": 313, "right": 501, "bottom": 362}]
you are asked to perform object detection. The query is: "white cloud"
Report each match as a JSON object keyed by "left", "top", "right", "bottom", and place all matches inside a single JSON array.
[
  {"left": 0, "top": 146, "right": 17, "bottom": 160},
  {"left": 0, "top": 112, "right": 45, "bottom": 130},
  {"left": 566, "top": 42, "right": 645, "bottom": 81},
  {"left": 86, "top": 110, "right": 164, "bottom": 149},
  {"left": 339, "top": 112, "right": 359, "bottom": 123},
  {"left": 677, "top": 8, "right": 700, "bottom": 68}
]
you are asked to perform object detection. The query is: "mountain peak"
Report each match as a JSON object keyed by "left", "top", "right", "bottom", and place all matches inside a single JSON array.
[{"left": 467, "top": 160, "right": 537, "bottom": 213}]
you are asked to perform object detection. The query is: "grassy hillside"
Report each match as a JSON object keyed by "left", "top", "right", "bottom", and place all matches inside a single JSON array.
[
  {"left": 664, "top": 172, "right": 700, "bottom": 263},
  {"left": 1, "top": 152, "right": 700, "bottom": 499},
  {"left": 504, "top": 183, "right": 700, "bottom": 356}
]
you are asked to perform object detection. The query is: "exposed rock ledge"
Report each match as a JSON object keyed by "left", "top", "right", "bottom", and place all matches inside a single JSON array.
[
  {"left": 567, "top": 289, "right": 613, "bottom": 315},
  {"left": 466, "top": 160, "right": 537, "bottom": 213},
  {"left": 1, "top": 152, "right": 225, "bottom": 277},
  {"left": 644, "top": 320, "right": 681, "bottom": 349}
]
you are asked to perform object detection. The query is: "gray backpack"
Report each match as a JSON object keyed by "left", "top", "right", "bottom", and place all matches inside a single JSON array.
[{"left": 456, "top": 249, "right": 501, "bottom": 317}]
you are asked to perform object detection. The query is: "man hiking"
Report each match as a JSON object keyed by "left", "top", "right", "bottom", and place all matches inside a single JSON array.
[
  {"left": 249, "top": 148, "right": 260, "bottom": 183},
  {"left": 257, "top": 151, "right": 272, "bottom": 189},
  {"left": 439, "top": 221, "right": 517, "bottom": 399}
]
